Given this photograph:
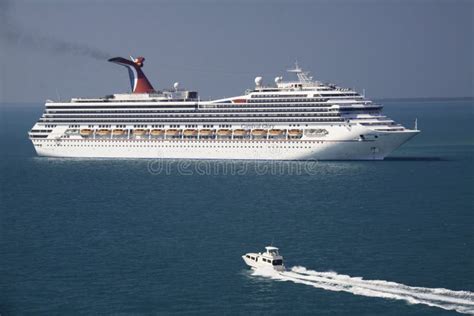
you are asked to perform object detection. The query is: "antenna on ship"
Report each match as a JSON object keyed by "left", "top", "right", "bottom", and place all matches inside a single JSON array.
[
  {"left": 287, "top": 59, "right": 302, "bottom": 73},
  {"left": 414, "top": 118, "right": 418, "bottom": 130},
  {"left": 287, "top": 59, "right": 313, "bottom": 83},
  {"left": 55, "top": 88, "right": 61, "bottom": 102}
]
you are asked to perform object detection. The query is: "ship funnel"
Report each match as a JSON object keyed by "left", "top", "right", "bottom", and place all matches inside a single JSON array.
[{"left": 108, "top": 56, "right": 155, "bottom": 93}]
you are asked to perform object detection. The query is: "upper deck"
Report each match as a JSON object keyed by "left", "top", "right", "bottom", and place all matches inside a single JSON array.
[
  {"left": 69, "top": 90, "right": 198, "bottom": 104},
  {"left": 53, "top": 62, "right": 362, "bottom": 106}
]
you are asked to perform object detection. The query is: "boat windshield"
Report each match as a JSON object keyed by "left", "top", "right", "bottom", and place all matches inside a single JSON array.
[
  {"left": 272, "top": 259, "right": 283, "bottom": 266},
  {"left": 268, "top": 249, "right": 279, "bottom": 256}
]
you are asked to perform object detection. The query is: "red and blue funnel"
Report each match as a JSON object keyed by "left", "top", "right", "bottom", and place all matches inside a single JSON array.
[{"left": 108, "top": 56, "right": 155, "bottom": 93}]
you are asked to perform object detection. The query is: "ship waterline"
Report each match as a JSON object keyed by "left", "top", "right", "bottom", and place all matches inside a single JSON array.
[{"left": 29, "top": 56, "right": 419, "bottom": 160}]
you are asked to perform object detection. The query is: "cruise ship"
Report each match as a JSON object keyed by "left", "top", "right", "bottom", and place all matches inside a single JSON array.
[{"left": 29, "top": 56, "right": 419, "bottom": 160}]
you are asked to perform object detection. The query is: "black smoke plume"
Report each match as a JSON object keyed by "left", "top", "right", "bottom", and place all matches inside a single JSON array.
[{"left": 0, "top": 0, "right": 111, "bottom": 60}]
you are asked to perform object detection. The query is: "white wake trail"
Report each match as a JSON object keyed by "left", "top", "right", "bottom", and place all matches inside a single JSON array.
[{"left": 252, "top": 266, "right": 474, "bottom": 315}]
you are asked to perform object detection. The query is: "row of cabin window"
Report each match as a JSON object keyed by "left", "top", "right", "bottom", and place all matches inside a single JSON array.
[
  {"left": 46, "top": 103, "right": 359, "bottom": 111},
  {"left": 47, "top": 143, "right": 316, "bottom": 149},
  {"left": 46, "top": 107, "right": 379, "bottom": 115},
  {"left": 39, "top": 118, "right": 346, "bottom": 124},
  {"left": 30, "top": 129, "right": 52, "bottom": 133},
  {"left": 214, "top": 103, "right": 334, "bottom": 108},
  {"left": 251, "top": 94, "right": 307, "bottom": 98},
  {"left": 248, "top": 99, "right": 328, "bottom": 103},
  {"left": 47, "top": 108, "right": 337, "bottom": 114},
  {"left": 40, "top": 139, "right": 319, "bottom": 144},
  {"left": 44, "top": 114, "right": 342, "bottom": 121},
  {"left": 44, "top": 113, "right": 341, "bottom": 119},
  {"left": 47, "top": 102, "right": 342, "bottom": 109},
  {"left": 249, "top": 99, "right": 332, "bottom": 104}
]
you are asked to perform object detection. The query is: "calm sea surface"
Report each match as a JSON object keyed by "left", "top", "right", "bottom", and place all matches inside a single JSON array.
[{"left": 0, "top": 100, "right": 473, "bottom": 315}]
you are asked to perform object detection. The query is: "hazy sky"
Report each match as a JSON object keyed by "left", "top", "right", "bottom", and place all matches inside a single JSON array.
[{"left": 0, "top": 0, "right": 472, "bottom": 103}]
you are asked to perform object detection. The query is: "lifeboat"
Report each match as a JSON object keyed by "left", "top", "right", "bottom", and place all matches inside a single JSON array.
[
  {"left": 150, "top": 129, "right": 164, "bottom": 136},
  {"left": 166, "top": 129, "right": 182, "bottom": 137},
  {"left": 183, "top": 129, "right": 198, "bottom": 137},
  {"left": 288, "top": 129, "right": 303, "bottom": 137},
  {"left": 269, "top": 129, "right": 284, "bottom": 136},
  {"left": 80, "top": 129, "right": 93, "bottom": 136},
  {"left": 304, "top": 128, "right": 329, "bottom": 137},
  {"left": 251, "top": 129, "right": 268, "bottom": 137},
  {"left": 199, "top": 129, "right": 214, "bottom": 137},
  {"left": 133, "top": 129, "right": 147, "bottom": 136},
  {"left": 217, "top": 129, "right": 232, "bottom": 136},
  {"left": 112, "top": 129, "right": 124, "bottom": 136},
  {"left": 96, "top": 129, "right": 110, "bottom": 136},
  {"left": 65, "top": 129, "right": 79, "bottom": 135},
  {"left": 233, "top": 129, "right": 249, "bottom": 137}
]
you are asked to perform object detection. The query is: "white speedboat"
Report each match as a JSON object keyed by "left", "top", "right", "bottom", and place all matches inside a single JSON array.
[{"left": 242, "top": 246, "right": 285, "bottom": 272}]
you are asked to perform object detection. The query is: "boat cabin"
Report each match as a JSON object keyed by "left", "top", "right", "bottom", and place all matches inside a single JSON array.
[{"left": 242, "top": 246, "right": 285, "bottom": 271}]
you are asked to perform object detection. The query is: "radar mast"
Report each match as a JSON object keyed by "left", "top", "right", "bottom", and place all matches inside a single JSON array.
[{"left": 287, "top": 60, "right": 313, "bottom": 83}]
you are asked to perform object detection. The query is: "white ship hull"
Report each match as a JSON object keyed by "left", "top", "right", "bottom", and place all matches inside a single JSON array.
[{"left": 31, "top": 130, "right": 418, "bottom": 161}]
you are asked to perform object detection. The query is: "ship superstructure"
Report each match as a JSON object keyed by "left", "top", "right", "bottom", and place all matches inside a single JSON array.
[{"left": 29, "top": 57, "right": 419, "bottom": 160}]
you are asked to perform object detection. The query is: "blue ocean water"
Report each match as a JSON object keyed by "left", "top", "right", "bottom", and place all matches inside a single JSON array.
[{"left": 0, "top": 100, "right": 473, "bottom": 315}]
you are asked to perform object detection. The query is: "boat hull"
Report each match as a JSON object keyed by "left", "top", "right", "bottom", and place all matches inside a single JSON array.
[
  {"left": 31, "top": 130, "right": 417, "bottom": 160},
  {"left": 242, "top": 255, "right": 285, "bottom": 272}
]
